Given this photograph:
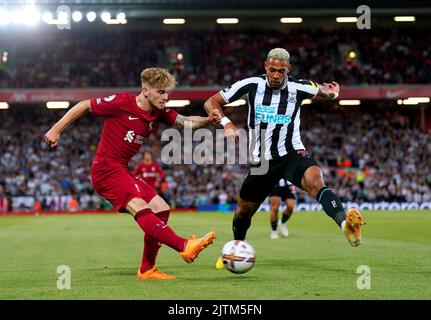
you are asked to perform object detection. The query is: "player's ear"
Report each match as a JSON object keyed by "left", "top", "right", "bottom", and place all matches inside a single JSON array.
[
  {"left": 286, "top": 63, "right": 291, "bottom": 73},
  {"left": 142, "top": 84, "right": 149, "bottom": 98},
  {"left": 264, "top": 61, "right": 268, "bottom": 70}
]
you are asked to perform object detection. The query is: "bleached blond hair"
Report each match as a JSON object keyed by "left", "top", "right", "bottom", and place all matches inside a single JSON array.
[
  {"left": 140, "top": 68, "right": 176, "bottom": 90},
  {"left": 267, "top": 48, "right": 290, "bottom": 63}
]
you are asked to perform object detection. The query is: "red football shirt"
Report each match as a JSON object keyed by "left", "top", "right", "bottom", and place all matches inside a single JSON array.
[
  {"left": 90, "top": 93, "right": 178, "bottom": 165},
  {"left": 133, "top": 162, "right": 165, "bottom": 188}
]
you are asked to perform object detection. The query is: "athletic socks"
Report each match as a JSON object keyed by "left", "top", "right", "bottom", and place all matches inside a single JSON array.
[
  {"left": 134, "top": 208, "right": 187, "bottom": 254},
  {"left": 281, "top": 213, "right": 291, "bottom": 224},
  {"left": 139, "top": 210, "right": 171, "bottom": 273},
  {"left": 270, "top": 220, "right": 278, "bottom": 231},
  {"left": 316, "top": 186, "right": 346, "bottom": 227},
  {"left": 232, "top": 211, "right": 251, "bottom": 241}
]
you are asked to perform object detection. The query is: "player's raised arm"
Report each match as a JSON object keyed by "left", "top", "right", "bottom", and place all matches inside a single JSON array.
[
  {"left": 316, "top": 81, "right": 340, "bottom": 100},
  {"left": 204, "top": 92, "right": 239, "bottom": 140},
  {"left": 44, "top": 99, "right": 91, "bottom": 148},
  {"left": 173, "top": 110, "right": 220, "bottom": 130}
]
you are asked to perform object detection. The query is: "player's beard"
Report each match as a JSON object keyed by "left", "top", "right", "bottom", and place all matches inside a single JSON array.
[{"left": 270, "top": 81, "right": 281, "bottom": 89}]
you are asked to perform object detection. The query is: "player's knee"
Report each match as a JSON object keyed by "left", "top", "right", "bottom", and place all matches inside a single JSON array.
[
  {"left": 237, "top": 199, "right": 259, "bottom": 218},
  {"left": 302, "top": 169, "right": 325, "bottom": 198},
  {"left": 148, "top": 195, "right": 170, "bottom": 213},
  {"left": 270, "top": 204, "right": 280, "bottom": 211},
  {"left": 286, "top": 200, "right": 295, "bottom": 211},
  {"left": 126, "top": 198, "right": 151, "bottom": 216}
]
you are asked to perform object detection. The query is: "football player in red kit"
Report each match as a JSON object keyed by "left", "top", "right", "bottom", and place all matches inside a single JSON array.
[
  {"left": 134, "top": 151, "right": 165, "bottom": 192},
  {"left": 44, "top": 68, "right": 218, "bottom": 280}
]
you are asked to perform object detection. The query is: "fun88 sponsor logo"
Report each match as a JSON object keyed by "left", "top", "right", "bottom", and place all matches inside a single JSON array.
[{"left": 255, "top": 105, "right": 291, "bottom": 124}]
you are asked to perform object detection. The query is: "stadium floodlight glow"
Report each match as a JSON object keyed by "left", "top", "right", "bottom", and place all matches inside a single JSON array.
[
  {"left": 57, "top": 11, "right": 69, "bottom": 24},
  {"left": 406, "top": 97, "right": 430, "bottom": 103},
  {"left": 336, "top": 17, "right": 358, "bottom": 23},
  {"left": 224, "top": 99, "right": 247, "bottom": 107},
  {"left": 0, "top": 9, "right": 10, "bottom": 25},
  {"left": 0, "top": 102, "right": 9, "bottom": 110},
  {"left": 72, "top": 11, "right": 83, "bottom": 22},
  {"left": 401, "top": 97, "right": 430, "bottom": 105},
  {"left": 216, "top": 18, "right": 239, "bottom": 24},
  {"left": 401, "top": 99, "right": 419, "bottom": 105},
  {"left": 165, "top": 100, "right": 191, "bottom": 107},
  {"left": 339, "top": 100, "right": 361, "bottom": 106},
  {"left": 394, "top": 16, "right": 415, "bottom": 22},
  {"left": 348, "top": 51, "right": 357, "bottom": 59},
  {"left": 106, "top": 19, "right": 128, "bottom": 25},
  {"left": 301, "top": 99, "right": 312, "bottom": 105},
  {"left": 163, "top": 18, "right": 186, "bottom": 24},
  {"left": 42, "top": 11, "right": 54, "bottom": 23},
  {"left": 23, "top": 6, "right": 40, "bottom": 26},
  {"left": 280, "top": 17, "right": 303, "bottom": 23},
  {"left": 10, "top": 10, "right": 24, "bottom": 24},
  {"left": 116, "top": 12, "right": 126, "bottom": 21},
  {"left": 101, "top": 12, "right": 111, "bottom": 23},
  {"left": 46, "top": 101, "right": 70, "bottom": 109},
  {"left": 86, "top": 11, "right": 97, "bottom": 22}
]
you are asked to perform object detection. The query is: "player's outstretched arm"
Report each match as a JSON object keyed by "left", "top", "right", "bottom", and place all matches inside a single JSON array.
[
  {"left": 204, "top": 92, "right": 239, "bottom": 140},
  {"left": 316, "top": 81, "right": 340, "bottom": 100},
  {"left": 44, "top": 99, "right": 91, "bottom": 148},
  {"left": 174, "top": 111, "right": 219, "bottom": 130}
]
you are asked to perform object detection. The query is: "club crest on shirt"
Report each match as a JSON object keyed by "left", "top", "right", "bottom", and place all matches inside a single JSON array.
[{"left": 288, "top": 93, "right": 297, "bottom": 103}]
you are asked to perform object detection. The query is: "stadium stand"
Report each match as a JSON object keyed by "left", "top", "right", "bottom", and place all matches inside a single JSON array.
[
  {"left": 1, "top": 102, "right": 430, "bottom": 211},
  {"left": 1, "top": 27, "right": 430, "bottom": 88}
]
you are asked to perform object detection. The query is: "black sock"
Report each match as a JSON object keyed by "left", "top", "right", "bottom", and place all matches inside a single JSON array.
[
  {"left": 316, "top": 186, "right": 346, "bottom": 227},
  {"left": 232, "top": 212, "right": 251, "bottom": 240},
  {"left": 270, "top": 220, "right": 278, "bottom": 231},
  {"left": 281, "top": 213, "right": 291, "bottom": 224}
]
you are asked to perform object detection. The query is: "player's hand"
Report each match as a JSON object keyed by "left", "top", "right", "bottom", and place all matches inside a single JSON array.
[
  {"left": 323, "top": 81, "right": 340, "bottom": 94},
  {"left": 208, "top": 109, "right": 223, "bottom": 124},
  {"left": 224, "top": 122, "right": 239, "bottom": 142},
  {"left": 44, "top": 128, "right": 61, "bottom": 148}
]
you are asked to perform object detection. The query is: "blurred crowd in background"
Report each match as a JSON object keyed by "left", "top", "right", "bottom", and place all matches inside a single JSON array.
[
  {"left": 1, "top": 103, "right": 430, "bottom": 211},
  {"left": 1, "top": 27, "right": 430, "bottom": 88}
]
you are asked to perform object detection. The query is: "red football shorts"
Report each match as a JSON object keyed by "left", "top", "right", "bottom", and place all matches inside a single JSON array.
[{"left": 91, "top": 160, "right": 158, "bottom": 211}]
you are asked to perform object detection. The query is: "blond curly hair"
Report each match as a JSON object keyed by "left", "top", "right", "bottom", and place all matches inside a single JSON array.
[{"left": 140, "top": 68, "right": 176, "bottom": 90}]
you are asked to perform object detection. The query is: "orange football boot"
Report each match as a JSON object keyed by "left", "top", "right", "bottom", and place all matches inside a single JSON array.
[
  {"left": 180, "top": 231, "right": 216, "bottom": 263},
  {"left": 344, "top": 208, "right": 365, "bottom": 247},
  {"left": 136, "top": 267, "right": 175, "bottom": 280}
]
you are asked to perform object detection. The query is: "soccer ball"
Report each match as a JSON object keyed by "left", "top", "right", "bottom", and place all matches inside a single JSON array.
[{"left": 221, "top": 240, "right": 256, "bottom": 274}]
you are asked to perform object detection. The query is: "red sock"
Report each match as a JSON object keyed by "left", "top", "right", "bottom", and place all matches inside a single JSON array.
[
  {"left": 134, "top": 208, "right": 187, "bottom": 254},
  {"left": 140, "top": 210, "right": 170, "bottom": 273}
]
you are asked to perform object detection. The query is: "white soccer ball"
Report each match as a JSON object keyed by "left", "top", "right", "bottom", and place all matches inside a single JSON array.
[{"left": 221, "top": 240, "right": 256, "bottom": 274}]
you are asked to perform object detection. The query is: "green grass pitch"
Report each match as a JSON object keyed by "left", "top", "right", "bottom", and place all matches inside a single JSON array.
[{"left": 0, "top": 210, "right": 430, "bottom": 300}]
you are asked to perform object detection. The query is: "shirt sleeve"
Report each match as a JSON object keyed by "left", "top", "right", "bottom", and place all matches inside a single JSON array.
[
  {"left": 219, "top": 77, "right": 257, "bottom": 103},
  {"left": 158, "top": 108, "right": 178, "bottom": 126},
  {"left": 90, "top": 94, "right": 126, "bottom": 116},
  {"left": 295, "top": 79, "right": 319, "bottom": 99}
]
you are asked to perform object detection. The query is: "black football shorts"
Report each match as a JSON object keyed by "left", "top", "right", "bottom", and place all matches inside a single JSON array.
[{"left": 239, "top": 150, "right": 318, "bottom": 203}]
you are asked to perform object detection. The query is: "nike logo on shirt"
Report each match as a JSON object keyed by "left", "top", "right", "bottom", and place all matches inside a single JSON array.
[{"left": 129, "top": 116, "right": 139, "bottom": 120}]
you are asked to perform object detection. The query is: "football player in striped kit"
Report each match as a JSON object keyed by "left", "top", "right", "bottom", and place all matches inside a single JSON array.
[{"left": 206, "top": 48, "right": 364, "bottom": 253}]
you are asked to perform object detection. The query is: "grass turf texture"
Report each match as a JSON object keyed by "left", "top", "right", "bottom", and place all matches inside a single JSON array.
[{"left": 0, "top": 210, "right": 430, "bottom": 300}]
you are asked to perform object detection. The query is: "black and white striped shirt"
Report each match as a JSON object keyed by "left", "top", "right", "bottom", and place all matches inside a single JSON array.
[{"left": 220, "top": 75, "right": 319, "bottom": 162}]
